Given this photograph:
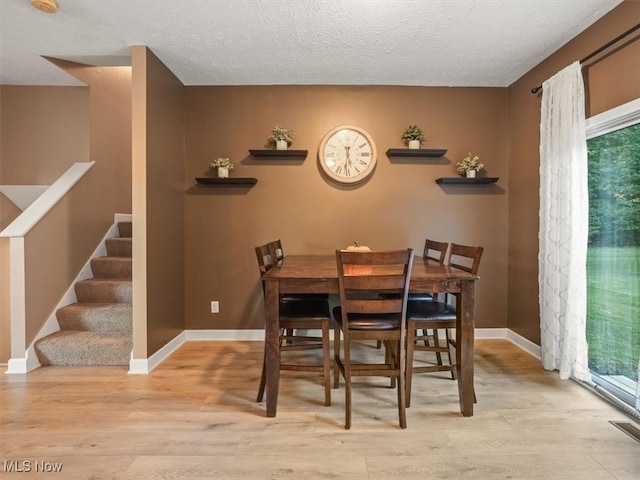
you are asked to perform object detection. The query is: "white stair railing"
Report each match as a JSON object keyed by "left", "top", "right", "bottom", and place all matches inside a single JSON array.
[{"left": 1, "top": 161, "right": 95, "bottom": 373}]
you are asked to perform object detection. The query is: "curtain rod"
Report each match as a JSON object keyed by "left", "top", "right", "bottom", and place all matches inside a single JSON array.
[{"left": 531, "top": 22, "right": 640, "bottom": 94}]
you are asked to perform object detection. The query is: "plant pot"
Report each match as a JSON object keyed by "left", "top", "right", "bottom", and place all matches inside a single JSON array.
[
  {"left": 217, "top": 167, "right": 229, "bottom": 178},
  {"left": 466, "top": 170, "right": 476, "bottom": 178},
  {"left": 408, "top": 139, "right": 420, "bottom": 149},
  {"left": 276, "top": 140, "right": 288, "bottom": 150}
]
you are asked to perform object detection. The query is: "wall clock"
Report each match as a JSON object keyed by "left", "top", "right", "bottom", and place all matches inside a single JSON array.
[{"left": 318, "top": 125, "right": 377, "bottom": 184}]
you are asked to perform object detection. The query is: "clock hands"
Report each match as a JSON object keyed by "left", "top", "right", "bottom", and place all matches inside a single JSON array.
[{"left": 344, "top": 145, "right": 352, "bottom": 176}]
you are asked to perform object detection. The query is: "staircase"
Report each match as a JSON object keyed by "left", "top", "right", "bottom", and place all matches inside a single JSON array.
[{"left": 34, "top": 221, "right": 133, "bottom": 366}]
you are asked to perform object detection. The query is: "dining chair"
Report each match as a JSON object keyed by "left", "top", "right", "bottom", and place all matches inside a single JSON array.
[
  {"left": 406, "top": 239, "right": 449, "bottom": 365},
  {"left": 255, "top": 243, "right": 332, "bottom": 406},
  {"left": 268, "top": 239, "right": 329, "bottom": 300},
  {"left": 377, "top": 239, "right": 448, "bottom": 349},
  {"left": 333, "top": 248, "right": 414, "bottom": 429},
  {"left": 267, "top": 239, "right": 329, "bottom": 343},
  {"left": 405, "top": 243, "right": 483, "bottom": 407}
]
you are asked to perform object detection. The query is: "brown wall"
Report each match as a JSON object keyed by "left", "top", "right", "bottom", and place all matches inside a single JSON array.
[
  {"left": 131, "top": 47, "right": 185, "bottom": 358},
  {"left": 507, "top": 1, "right": 640, "bottom": 344},
  {"left": 184, "top": 86, "right": 509, "bottom": 332},
  {"left": 0, "top": 64, "right": 133, "bottom": 358},
  {"left": 0, "top": 85, "right": 89, "bottom": 363}
]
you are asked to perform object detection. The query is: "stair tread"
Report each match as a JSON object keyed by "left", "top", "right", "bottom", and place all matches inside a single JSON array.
[
  {"left": 40, "top": 330, "right": 131, "bottom": 339},
  {"left": 35, "top": 331, "right": 132, "bottom": 366},
  {"left": 118, "top": 221, "right": 132, "bottom": 238},
  {"left": 93, "top": 256, "right": 132, "bottom": 261},
  {"left": 77, "top": 278, "right": 132, "bottom": 285},
  {"left": 75, "top": 279, "right": 132, "bottom": 304},
  {"left": 59, "top": 302, "right": 132, "bottom": 309},
  {"left": 90, "top": 256, "right": 132, "bottom": 279},
  {"left": 57, "top": 303, "right": 132, "bottom": 323},
  {"left": 105, "top": 237, "right": 132, "bottom": 257}
]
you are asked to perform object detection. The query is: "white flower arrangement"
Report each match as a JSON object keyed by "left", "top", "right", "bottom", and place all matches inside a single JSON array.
[
  {"left": 211, "top": 157, "right": 234, "bottom": 170},
  {"left": 456, "top": 153, "right": 484, "bottom": 176}
]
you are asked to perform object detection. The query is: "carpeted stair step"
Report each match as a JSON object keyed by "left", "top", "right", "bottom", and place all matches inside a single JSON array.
[
  {"left": 118, "top": 221, "right": 132, "bottom": 238},
  {"left": 56, "top": 303, "right": 132, "bottom": 333},
  {"left": 34, "top": 331, "right": 132, "bottom": 366},
  {"left": 75, "top": 278, "right": 132, "bottom": 304},
  {"left": 91, "top": 256, "right": 132, "bottom": 279},
  {"left": 105, "top": 237, "right": 132, "bottom": 257}
]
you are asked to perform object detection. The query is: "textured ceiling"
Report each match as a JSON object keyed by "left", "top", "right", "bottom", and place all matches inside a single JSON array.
[{"left": 0, "top": 0, "right": 623, "bottom": 87}]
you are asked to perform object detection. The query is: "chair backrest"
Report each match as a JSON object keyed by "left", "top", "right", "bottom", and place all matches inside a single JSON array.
[
  {"left": 423, "top": 239, "right": 448, "bottom": 264},
  {"left": 447, "top": 243, "right": 484, "bottom": 275},
  {"left": 269, "top": 239, "right": 284, "bottom": 262},
  {"left": 335, "top": 249, "right": 414, "bottom": 320},
  {"left": 255, "top": 243, "right": 275, "bottom": 275}
]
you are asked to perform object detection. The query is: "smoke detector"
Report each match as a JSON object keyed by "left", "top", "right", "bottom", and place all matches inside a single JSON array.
[{"left": 31, "top": 0, "right": 58, "bottom": 14}]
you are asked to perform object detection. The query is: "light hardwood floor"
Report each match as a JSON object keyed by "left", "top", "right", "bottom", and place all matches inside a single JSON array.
[{"left": 1, "top": 339, "right": 638, "bottom": 479}]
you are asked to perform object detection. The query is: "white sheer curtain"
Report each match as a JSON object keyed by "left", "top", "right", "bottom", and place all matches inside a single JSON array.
[{"left": 538, "top": 61, "right": 591, "bottom": 381}]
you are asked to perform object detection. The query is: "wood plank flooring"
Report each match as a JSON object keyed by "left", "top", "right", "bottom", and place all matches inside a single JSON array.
[{"left": 1, "top": 339, "right": 638, "bottom": 479}]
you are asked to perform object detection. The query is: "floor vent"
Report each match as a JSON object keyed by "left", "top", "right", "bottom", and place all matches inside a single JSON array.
[{"left": 609, "top": 421, "right": 640, "bottom": 444}]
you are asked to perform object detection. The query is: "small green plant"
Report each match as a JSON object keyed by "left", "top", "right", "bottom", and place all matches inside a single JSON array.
[
  {"left": 456, "top": 153, "right": 484, "bottom": 175},
  {"left": 211, "top": 157, "right": 234, "bottom": 169},
  {"left": 267, "top": 124, "right": 295, "bottom": 146},
  {"left": 401, "top": 124, "right": 424, "bottom": 145}
]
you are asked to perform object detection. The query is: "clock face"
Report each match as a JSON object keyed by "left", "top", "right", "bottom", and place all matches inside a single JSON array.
[{"left": 318, "top": 125, "right": 377, "bottom": 184}]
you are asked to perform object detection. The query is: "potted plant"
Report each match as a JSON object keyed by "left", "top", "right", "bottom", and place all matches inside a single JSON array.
[
  {"left": 268, "top": 124, "right": 295, "bottom": 150},
  {"left": 211, "top": 157, "right": 234, "bottom": 178},
  {"left": 456, "top": 153, "right": 484, "bottom": 178},
  {"left": 401, "top": 124, "right": 424, "bottom": 149}
]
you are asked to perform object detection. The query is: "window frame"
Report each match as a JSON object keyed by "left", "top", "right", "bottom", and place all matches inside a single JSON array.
[{"left": 584, "top": 97, "right": 640, "bottom": 407}]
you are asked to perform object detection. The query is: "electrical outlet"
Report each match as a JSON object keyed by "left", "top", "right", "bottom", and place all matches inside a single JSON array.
[{"left": 210, "top": 301, "right": 219, "bottom": 313}]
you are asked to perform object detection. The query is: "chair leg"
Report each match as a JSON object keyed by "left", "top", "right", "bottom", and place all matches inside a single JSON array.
[
  {"left": 405, "top": 322, "right": 416, "bottom": 408},
  {"left": 321, "top": 321, "right": 331, "bottom": 406},
  {"left": 343, "top": 335, "right": 352, "bottom": 430},
  {"left": 333, "top": 323, "right": 341, "bottom": 389},
  {"left": 432, "top": 329, "right": 443, "bottom": 365},
  {"left": 256, "top": 348, "right": 267, "bottom": 402},
  {"left": 385, "top": 341, "right": 396, "bottom": 388},
  {"left": 284, "top": 328, "right": 294, "bottom": 345},
  {"left": 445, "top": 329, "right": 456, "bottom": 380},
  {"left": 396, "top": 338, "right": 407, "bottom": 429}
]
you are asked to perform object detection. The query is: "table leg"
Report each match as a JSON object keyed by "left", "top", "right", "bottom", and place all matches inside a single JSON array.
[
  {"left": 457, "top": 280, "right": 475, "bottom": 416},
  {"left": 264, "top": 279, "right": 280, "bottom": 417}
]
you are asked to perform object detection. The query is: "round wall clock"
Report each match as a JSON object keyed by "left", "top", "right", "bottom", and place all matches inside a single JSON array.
[{"left": 318, "top": 125, "right": 377, "bottom": 184}]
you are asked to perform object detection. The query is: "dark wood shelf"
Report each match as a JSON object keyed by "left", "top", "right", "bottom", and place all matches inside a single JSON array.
[
  {"left": 249, "top": 149, "right": 308, "bottom": 159},
  {"left": 386, "top": 148, "right": 448, "bottom": 158},
  {"left": 196, "top": 177, "right": 258, "bottom": 186},
  {"left": 436, "top": 177, "right": 499, "bottom": 185}
]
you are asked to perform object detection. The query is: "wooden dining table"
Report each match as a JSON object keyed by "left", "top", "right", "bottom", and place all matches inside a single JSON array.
[{"left": 261, "top": 254, "right": 479, "bottom": 418}]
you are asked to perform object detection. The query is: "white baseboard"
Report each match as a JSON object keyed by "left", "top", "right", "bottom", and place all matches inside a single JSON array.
[
  {"left": 126, "top": 328, "right": 539, "bottom": 375},
  {"left": 5, "top": 350, "right": 41, "bottom": 374},
  {"left": 506, "top": 329, "right": 542, "bottom": 359},
  {"left": 128, "top": 330, "right": 266, "bottom": 374}
]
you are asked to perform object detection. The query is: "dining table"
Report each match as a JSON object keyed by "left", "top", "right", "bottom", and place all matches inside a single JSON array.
[{"left": 260, "top": 254, "right": 479, "bottom": 418}]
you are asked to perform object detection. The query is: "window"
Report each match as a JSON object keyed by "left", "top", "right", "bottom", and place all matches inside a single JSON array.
[{"left": 586, "top": 99, "right": 640, "bottom": 409}]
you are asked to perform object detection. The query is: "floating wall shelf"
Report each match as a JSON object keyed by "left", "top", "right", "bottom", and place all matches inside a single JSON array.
[
  {"left": 196, "top": 177, "right": 258, "bottom": 186},
  {"left": 436, "top": 177, "right": 499, "bottom": 185},
  {"left": 249, "top": 149, "right": 308, "bottom": 159},
  {"left": 386, "top": 148, "right": 448, "bottom": 158}
]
